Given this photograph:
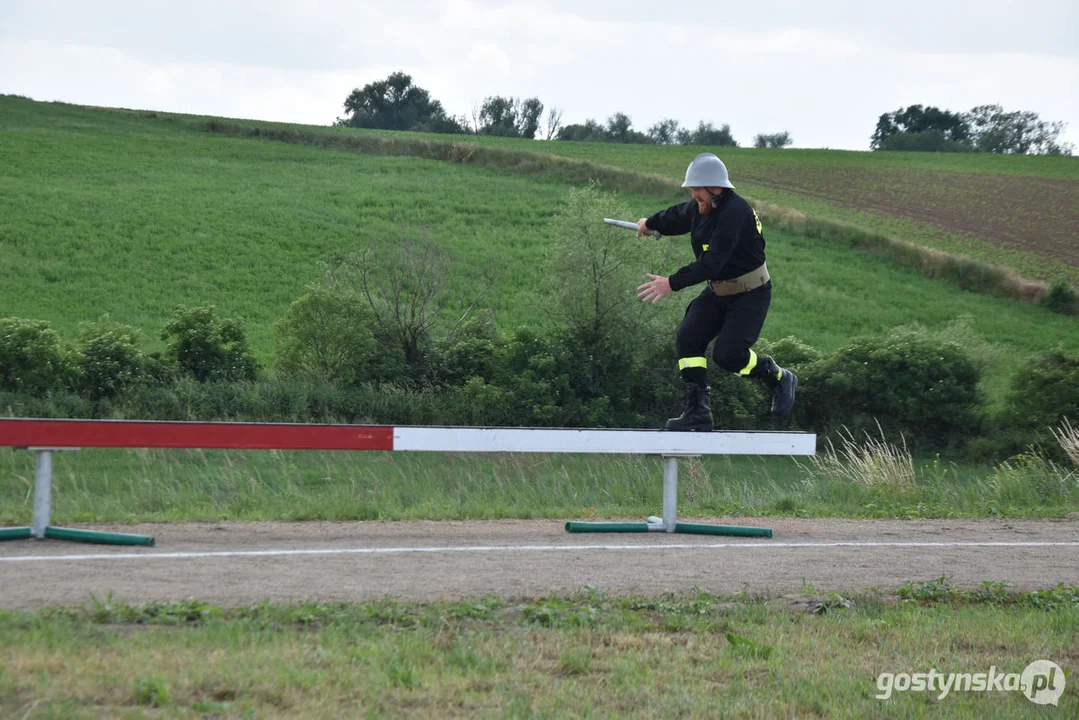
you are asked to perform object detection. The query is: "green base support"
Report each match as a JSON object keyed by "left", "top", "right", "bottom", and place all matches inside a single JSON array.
[
  {"left": 44, "top": 527, "right": 156, "bottom": 546},
  {"left": 0, "top": 527, "right": 33, "bottom": 541},
  {"left": 565, "top": 521, "right": 772, "bottom": 537},
  {"left": 674, "top": 523, "right": 772, "bottom": 537},
  {"left": 565, "top": 522, "right": 649, "bottom": 533}
]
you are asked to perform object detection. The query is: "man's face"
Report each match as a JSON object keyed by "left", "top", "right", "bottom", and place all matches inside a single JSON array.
[{"left": 691, "top": 187, "right": 715, "bottom": 214}]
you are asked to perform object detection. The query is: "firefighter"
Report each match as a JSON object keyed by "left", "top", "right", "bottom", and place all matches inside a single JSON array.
[{"left": 636, "top": 152, "right": 797, "bottom": 431}]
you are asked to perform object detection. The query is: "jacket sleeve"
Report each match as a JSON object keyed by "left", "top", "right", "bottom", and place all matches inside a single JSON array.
[
  {"left": 646, "top": 201, "right": 694, "bottom": 237},
  {"left": 667, "top": 202, "right": 751, "bottom": 291}
]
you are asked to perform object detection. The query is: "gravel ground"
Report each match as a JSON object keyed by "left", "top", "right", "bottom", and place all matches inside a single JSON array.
[{"left": 1, "top": 517, "right": 1077, "bottom": 609}]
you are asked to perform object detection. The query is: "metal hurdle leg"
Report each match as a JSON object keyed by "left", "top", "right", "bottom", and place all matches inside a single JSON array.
[
  {"left": 0, "top": 448, "right": 155, "bottom": 546},
  {"left": 565, "top": 454, "right": 772, "bottom": 537},
  {"left": 31, "top": 448, "right": 54, "bottom": 538}
]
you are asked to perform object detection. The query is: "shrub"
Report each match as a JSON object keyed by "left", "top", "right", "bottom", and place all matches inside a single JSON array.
[
  {"left": 756, "top": 336, "right": 822, "bottom": 369},
  {"left": 425, "top": 309, "right": 500, "bottom": 388},
  {"left": 0, "top": 390, "right": 92, "bottom": 418},
  {"left": 801, "top": 328, "right": 983, "bottom": 449},
  {"left": 1005, "top": 346, "right": 1079, "bottom": 431},
  {"left": 0, "top": 317, "right": 73, "bottom": 393},
  {"left": 74, "top": 317, "right": 146, "bottom": 400},
  {"left": 433, "top": 337, "right": 499, "bottom": 387},
  {"left": 161, "top": 306, "right": 259, "bottom": 383},
  {"left": 1042, "top": 279, "right": 1078, "bottom": 315},
  {"left": 276, "top": 284, "right": 398, "bottom": 386}
]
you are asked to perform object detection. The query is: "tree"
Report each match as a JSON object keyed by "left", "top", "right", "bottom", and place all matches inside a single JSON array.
[
  {"left": 753, "top": 131, "right": 793, "bottom": 149},
  {"left": 476, "top": 96, "right": 544, "bottom": 138},
  {"left": 545, "top": 185, "right": 680, "bottom": 406},
  {"left": 679, "top": 121, "right": 738, "bottom": 147},
  {"left": 557, "top": 119, "right": 608, "bottom": 142},
  {"left": 876, "top": 131, "right": 973, "bottom": 153},
  {"left": 331, "top": 234, "right": 484, "bottom": 374},
  {"left": 603, "top": 113, "right": 650, "bottom": 144},
  {"left": 647, "top": 118, "right": 681, "bottom": 145},
  {"left": 870, "top": 104, "right": 970, "bottom": 150},
  {"left": 338, "top": 71, "right": 466, "bottom": 134},
  {"left": 871, "top": 103, "right": 1072, "bottom": 155},
  {"left": 276, "top": 279, "right": 398, "bottom": 387},
  {"left": 542, "top": 106, "right": 565, "bottom": 141},
  {"left": 964, "top": 104, "right": 1073, "bottom": 155}
]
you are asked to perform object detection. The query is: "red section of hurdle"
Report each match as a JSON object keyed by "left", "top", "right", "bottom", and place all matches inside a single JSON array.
[{"left": 0, "top": 419, "right": 395, "bottom": 451}]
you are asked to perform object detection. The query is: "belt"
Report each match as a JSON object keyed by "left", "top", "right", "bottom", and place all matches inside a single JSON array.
[{"left": 709, "top": 263, "right": 770, "bottom": 296}]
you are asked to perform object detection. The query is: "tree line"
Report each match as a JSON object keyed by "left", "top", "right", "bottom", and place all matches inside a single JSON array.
[
  {"left": 871, "top": 104, "right": 1073, "bottom": 155},
  {"left": 338, "top": 71, "right": 1072, "bottom": 155},
  {"left": 336, "top": 71, "right": 792, "bottom": 149}
]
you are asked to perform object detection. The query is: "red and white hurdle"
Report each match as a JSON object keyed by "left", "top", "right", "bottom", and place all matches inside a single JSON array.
[{"left": 0, "top": 419, "right": 816, "bottom": 544}]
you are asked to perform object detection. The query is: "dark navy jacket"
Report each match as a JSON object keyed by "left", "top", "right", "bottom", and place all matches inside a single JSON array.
[{"left": 645, "top": 190, "right": 766, "bottom": 291}]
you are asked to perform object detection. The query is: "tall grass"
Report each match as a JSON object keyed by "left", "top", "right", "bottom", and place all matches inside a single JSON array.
[
  {"left": 1052, "top": 418, "right": 1079, "bottom": 467},
  {"left": 802, "top": 424, "right": 916, "bottom": 493},
  {"left": 2, "top": 445, "right": 1077, "bottom": 524}
]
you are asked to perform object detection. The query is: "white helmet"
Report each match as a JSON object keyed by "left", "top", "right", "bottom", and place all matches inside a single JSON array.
[{"left": 682, "top": 153, "right": 734, "bottom": 189}]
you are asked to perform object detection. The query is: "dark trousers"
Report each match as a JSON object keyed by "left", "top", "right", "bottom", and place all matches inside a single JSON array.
[{"left": 676, "top": 282, "right": 771, "bottom": 376}]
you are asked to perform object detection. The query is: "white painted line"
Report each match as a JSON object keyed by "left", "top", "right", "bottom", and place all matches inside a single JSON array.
[{"left": 2, "top": 541, "right": 1077, "bottom": 563}]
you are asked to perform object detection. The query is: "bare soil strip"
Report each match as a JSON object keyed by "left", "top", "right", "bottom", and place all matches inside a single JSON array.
[{"left": 2, "top": 518, "right": 1076, "bottom": 609}]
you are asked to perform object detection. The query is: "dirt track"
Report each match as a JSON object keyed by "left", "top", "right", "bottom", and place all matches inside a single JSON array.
[{"left": 2, "top": 518, "right": 1077, "bottom": 609}]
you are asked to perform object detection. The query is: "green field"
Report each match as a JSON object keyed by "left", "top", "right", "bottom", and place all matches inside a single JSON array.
[
  {"left": 77, "top": 103, "right": 1079, "bottom": 285},
  {"left": 1, "top": 95, "right": 1077, "bottom": 410},
  {"left": 2, "top": 588, "right": 1076, "bottom": 718},
  {"left": 366, "top": 128, "right": 1079, "bottom": 285}
]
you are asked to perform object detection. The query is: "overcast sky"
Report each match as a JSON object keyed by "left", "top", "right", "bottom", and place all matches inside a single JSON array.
[{"left": 3, "top": 0, "right": 1077, "bottom": 151}]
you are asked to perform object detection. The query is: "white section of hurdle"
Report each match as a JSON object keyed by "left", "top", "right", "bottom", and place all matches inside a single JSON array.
[
  {"left": 392, "top": 427, "right": 817, "bottom": 533},
  {"left": 392, "top": 427, "right": 815, "bottom": 456}
]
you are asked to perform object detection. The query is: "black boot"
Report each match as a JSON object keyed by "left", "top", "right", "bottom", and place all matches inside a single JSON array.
[
  {"left": 751, "top": 355, "right": 798, "bottom": 416},
  {"left": 664, "top": 382, "right": 714, "bottom": 432}
]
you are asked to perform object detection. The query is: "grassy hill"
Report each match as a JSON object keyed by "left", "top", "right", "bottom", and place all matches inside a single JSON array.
[
  {"left": 1, "top": 95, "right": 1077, "bottom": 409},
  {"left": 368, "top": 129, "right": 1079, "bottom": 286},
  {"left": 80, "top": 106, "right": 1078, "bottom": 286}
]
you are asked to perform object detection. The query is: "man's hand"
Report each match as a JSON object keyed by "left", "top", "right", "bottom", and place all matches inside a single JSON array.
[
  {"left": 636, "top": 218, "right": 654, "bottom": 237},
  {"left": 637, "top": 273, "right": 672, "bottom": 304}
]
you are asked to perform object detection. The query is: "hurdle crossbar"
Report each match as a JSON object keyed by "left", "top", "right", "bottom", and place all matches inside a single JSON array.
[{"left": 0, "top": 419, "right": 816, "bottom": 543}]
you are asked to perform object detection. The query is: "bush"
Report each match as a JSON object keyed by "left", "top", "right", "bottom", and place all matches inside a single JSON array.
[
  {"left": 0, "top": 317, "right": 73, "bottom": 393},
  {"left": 425, "top": 309, "right": 500, "bottom": 388},
  {"left": 0, "top": 390, "right": 92, "bottom": 418},
  {"left": 276, "top": 284, "right": 398, "bottom": 386},
  {"left": 1005, "top": 346, "right": 1079, "bottom": 431},
  {"left": 801, "top": 328, "right": 984, "bottom": 450},
  {"left": 74, "top": 317, "right": 146, "bottom": 400},
  {"left": 161, "top": 306, "right": 259, "bottom": 383},
  {"left": 1042, "top": 279, "right": 1078, "bottom": 315},
  {"left": 757, "top": 336, "right": 822, "bottom": 369}
]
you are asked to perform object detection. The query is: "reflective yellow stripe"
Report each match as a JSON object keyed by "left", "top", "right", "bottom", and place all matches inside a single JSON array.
[
  {"left": 738, "top": 349, "right": 758, "bottom": 376},
  {"left": 678, "top": 357, "right": 708, "bottom": 370},
  {"left": 702, "top": 244, "right": 709, "bottom": 252}
]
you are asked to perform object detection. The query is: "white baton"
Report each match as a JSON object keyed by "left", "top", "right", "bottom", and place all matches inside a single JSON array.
[{"left": 602, "top": 218, "right": 663, "bottom": 240}]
